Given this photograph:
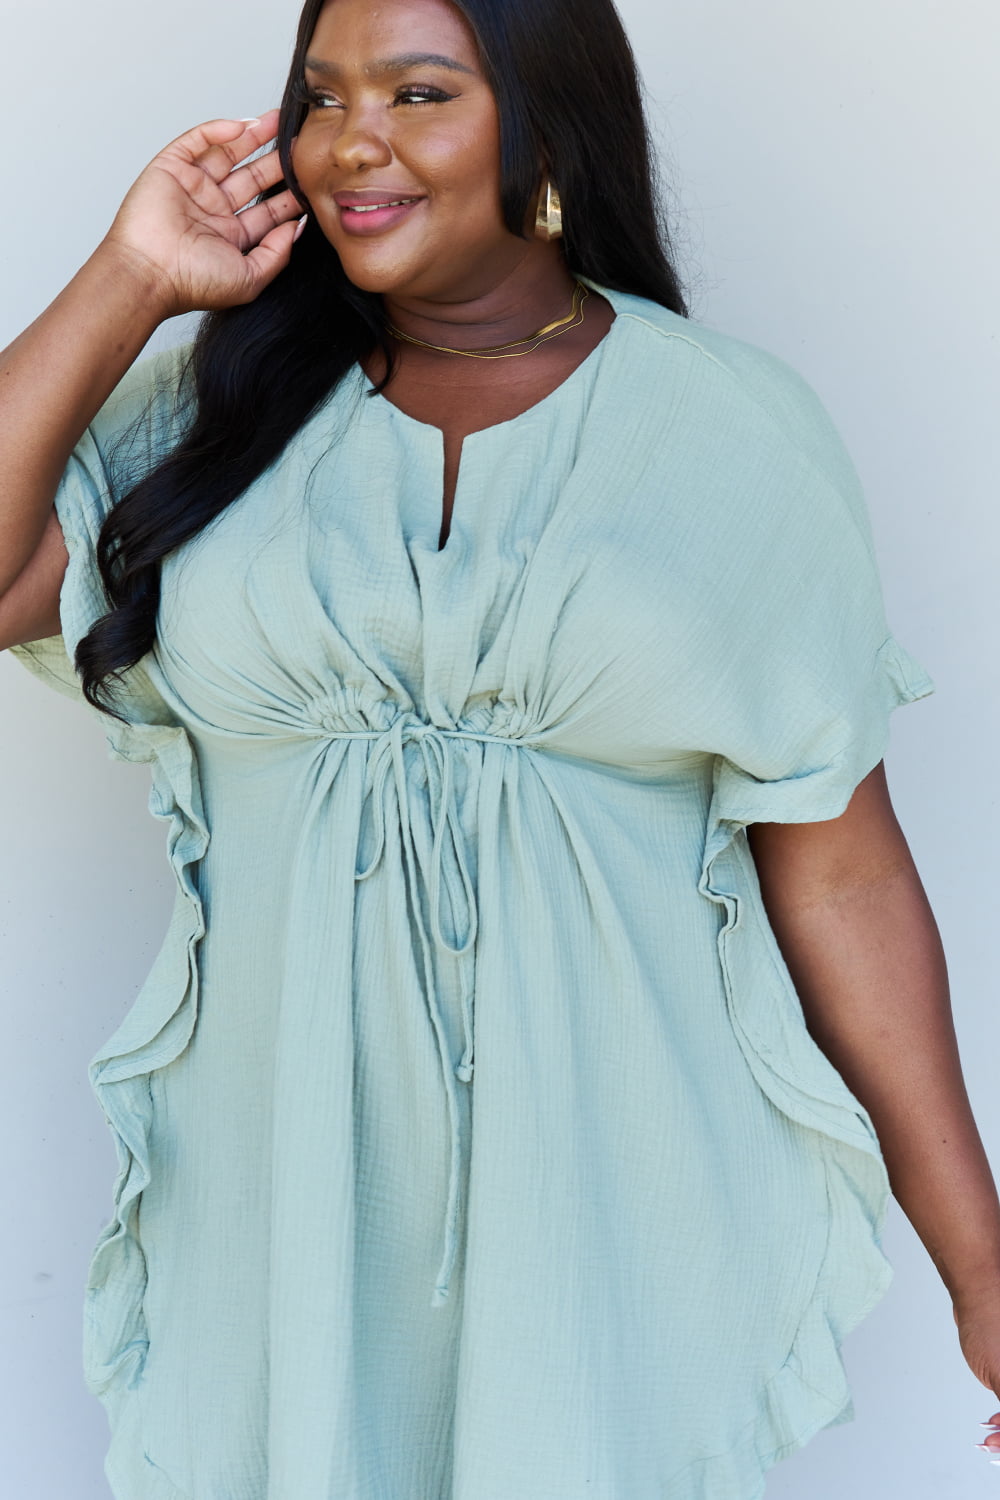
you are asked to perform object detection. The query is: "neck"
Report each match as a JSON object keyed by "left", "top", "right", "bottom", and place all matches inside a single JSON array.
[{"left": 381, "top": 245, "right": 578, "bottom": 354}]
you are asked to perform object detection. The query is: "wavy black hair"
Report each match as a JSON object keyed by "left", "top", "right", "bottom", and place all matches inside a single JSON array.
[{"left": 77, "top": 0, "right": 688, "bottom": 718}]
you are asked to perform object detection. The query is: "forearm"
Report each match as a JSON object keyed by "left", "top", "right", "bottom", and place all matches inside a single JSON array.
[
  {"left": 751, "top": 818, "right": 1000, "bottom": 1307},
  {"left": 0, "top": 245, "right": 168, "bottom": 596}
]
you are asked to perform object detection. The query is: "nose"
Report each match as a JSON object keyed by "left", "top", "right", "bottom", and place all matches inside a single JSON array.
[{"left": 329, "top": 106, "right": 393, "bottom": 174}]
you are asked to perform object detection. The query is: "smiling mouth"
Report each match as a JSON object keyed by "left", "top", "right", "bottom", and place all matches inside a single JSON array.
[{"left": 336, "top": 197, "right": 424, "bottom": 236}]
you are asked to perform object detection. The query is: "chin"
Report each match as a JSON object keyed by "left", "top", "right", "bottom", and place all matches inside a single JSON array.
[
  {"left": 336, "top": 256, "right": 450, "bottom": 303},
  {"left": 322, "top": 241, "right": 420, "bottom": 297},
  {"left": 336, "top": 263, "right": 409, "bottom": 295}
]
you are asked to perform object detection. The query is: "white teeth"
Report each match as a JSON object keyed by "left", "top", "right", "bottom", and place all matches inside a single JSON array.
[{"left": 347, "top": 200, "right": 413, "bottom": 213}]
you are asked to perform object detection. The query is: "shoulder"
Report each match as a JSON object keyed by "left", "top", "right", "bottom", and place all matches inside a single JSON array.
[
  {"left": 597, "top": 286, "right": 820, "bottom": 418},
  {"left": 591, "top": 284, "right": 871, "bottom": 532}
]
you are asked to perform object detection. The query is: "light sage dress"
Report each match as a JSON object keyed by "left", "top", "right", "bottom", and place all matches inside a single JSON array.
[{"left": 12, "top": 283, "right": 932, "bottom": 1500}]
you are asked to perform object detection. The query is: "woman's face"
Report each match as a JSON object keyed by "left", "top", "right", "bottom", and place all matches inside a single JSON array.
[{"left": 292, "top": 0, "right": 522, "bottom": 303}]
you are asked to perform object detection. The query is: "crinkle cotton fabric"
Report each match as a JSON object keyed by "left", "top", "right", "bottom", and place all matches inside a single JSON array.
[{"left": 12, "top": 284, "right": 932, "bottom": 1500}]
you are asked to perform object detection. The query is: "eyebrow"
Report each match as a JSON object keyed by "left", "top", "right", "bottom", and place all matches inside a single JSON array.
[{"left": 304, "top": 53, "right": 476, "bottom": 79}]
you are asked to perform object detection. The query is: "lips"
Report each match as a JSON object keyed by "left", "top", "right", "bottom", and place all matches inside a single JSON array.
[
  {"left": 333, "top": 191, "right": 425, "bottom": 236},
  {"left": 333, "top": 190, "right": 424, "bottom": 208}
]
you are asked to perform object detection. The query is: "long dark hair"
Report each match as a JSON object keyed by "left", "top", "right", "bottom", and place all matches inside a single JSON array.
[{"left": 77, "top": 0, "right": 687, "bottom": 718}]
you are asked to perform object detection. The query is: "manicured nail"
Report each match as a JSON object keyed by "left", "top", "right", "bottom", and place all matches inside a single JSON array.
[
  {"left": 977, "top": 1443, "right": 999, "bottom": 1452},
  {"left": 239, "top": 117, "right": 261, "bottom": 125},
  {"left": 293, "top": 214, "right": 308, "bottom": 242}
]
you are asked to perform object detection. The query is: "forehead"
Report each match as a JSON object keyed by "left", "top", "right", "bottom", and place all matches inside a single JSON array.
[{"left": 309, "top": 0, "right": 481, "bottom": 65}]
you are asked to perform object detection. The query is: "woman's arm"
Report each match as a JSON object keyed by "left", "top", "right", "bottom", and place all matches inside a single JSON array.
[
  {"left": 0, "top": 112, "right": 301, "bottom": 651},
  {"left": 748, "top": 762, "right": 1000, "bottom": 1422}
]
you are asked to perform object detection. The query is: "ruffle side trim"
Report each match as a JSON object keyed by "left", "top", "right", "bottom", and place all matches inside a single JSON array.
[
  {"left": 692, "top": 826, "right": 894, "bottom": 1495},
  {"left": 688, "top": 636, "right": 933, "bottom": 1492},
  {"left": 81, "top": 714, "right": 208, "bottom": 1402},
  {"left": 6, "top": 384, "right": 210, "bottom": 1414}
]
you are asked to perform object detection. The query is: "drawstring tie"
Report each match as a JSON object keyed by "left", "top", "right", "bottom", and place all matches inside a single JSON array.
[{"left": 350, "top": 716, "right": 492, "bottom": 1307}]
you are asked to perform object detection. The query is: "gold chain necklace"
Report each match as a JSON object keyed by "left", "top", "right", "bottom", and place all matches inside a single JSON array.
[{"left": 386, "top": 281, "right": 589, "bottom": 361}]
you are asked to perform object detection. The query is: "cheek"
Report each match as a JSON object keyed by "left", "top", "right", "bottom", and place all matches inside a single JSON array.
[
  {"left": 412, "top": 121, "right": 503, "bottom": 202},
  {"left": 291, "top": 129, "right": 328, "bottom": 195}
]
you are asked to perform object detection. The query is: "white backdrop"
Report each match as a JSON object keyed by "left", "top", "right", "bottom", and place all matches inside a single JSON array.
[{"left": 1, "top": 1, "right": 997, "bottom": 1496}]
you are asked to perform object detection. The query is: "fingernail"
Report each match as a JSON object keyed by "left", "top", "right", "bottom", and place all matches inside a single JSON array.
[
  {"left": 977, "top": 1444, "right": 999, "bottom": 1452},
  {"left": 293, "top": 214, "right": 308, "bottom": 243},
  {"left": 239, "top": 117, "right": 261, "bottom": 125}
]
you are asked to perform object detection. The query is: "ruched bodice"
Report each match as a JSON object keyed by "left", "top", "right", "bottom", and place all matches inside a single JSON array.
[{"left": 11, "top": 284, "right": 932, "bottom": 1500}]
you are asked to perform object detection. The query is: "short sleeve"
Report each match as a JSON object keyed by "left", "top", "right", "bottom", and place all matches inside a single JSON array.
[
  {"left": 684, "top": 341, "right": 934, "bottom": 830},
  {"left": 8, "top": 344, "right": 193, "bottom": 713},
  {"left": 711, "top": 632, "right": 930, "bottom": 830}
]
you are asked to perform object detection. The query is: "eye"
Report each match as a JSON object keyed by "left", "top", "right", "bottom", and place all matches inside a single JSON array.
[
  {"left": 394, "top": 85, "right": 456, "bottom": 106},
  {"left": 294, "top": 80, "right": 456, "bottom": 111},
  {"left": 296, "top": 83, "right": 343, "bottom": 111}
]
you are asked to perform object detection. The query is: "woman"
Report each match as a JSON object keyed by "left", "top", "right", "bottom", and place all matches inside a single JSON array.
[{"left": 2, "top": 0, "right": 999, "bottom": 1494}]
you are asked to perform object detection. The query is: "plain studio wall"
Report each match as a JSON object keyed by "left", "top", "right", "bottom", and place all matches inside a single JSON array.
[{"left": 1, "top": 1, "right": 997, "bottom": 1495}]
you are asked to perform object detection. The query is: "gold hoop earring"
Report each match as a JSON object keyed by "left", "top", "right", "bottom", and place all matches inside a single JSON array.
[{"left": 534, "top": 179, "right": 563, "bottom": 241}]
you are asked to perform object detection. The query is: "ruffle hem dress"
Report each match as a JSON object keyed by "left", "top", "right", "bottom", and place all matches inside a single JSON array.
[{"left": 11, "top": 283, "right": 932, "bottom": 1500}]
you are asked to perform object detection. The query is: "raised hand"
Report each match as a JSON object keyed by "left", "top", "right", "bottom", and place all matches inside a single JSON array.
[{"left": 100, "top": 110, "right": 304, "bottom": 319}]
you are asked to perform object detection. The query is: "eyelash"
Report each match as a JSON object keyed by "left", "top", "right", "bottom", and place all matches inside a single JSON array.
[{"left": 296, "top": 83, "right": 455, "bottom": 111}]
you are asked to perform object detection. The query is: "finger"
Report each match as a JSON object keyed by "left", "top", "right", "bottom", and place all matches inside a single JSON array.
[
  {"left": 218, "top": 148, "right": 291, "bottom": 214},
  {"left": 240, "top": 217, "right": 302, "bottom": 296},
  {"left": 147, "top": 146, "right": 290, "bottom": 229},
  {"left": 163, "top": 110, "right": 282, "bottom": 184},
  {"left": 166, "top": 110, "right": 279, "bottom": 162},
  {"left": 149, "top": 154, "right": 244, "bottom": 223},
  {"left": 232, "top": 190, "right": 305, "bottom": 249}
]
